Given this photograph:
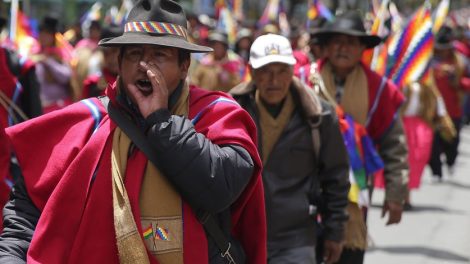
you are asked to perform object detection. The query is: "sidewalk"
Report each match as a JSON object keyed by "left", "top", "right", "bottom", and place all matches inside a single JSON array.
[{"left": 364, "top": 125, "right": 470, "bottom": 264}]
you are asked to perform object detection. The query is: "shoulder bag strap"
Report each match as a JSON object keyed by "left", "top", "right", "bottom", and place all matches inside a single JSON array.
[{"left": 99, "top": 96, "right": 238, "bottom": 264}]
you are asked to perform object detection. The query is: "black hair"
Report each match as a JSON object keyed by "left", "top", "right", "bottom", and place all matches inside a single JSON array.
[
  {"left": 0, "top": 16, "right": 6, "bottom": 31},
  {"left": 178, "top": 49, "right": 190, "bottom": 65},
  {"left": 39, "top": 16, "right": 59, "bottom": 34},
  {"left": 321, "top": 33, "right": 368, "bottom": 47}
]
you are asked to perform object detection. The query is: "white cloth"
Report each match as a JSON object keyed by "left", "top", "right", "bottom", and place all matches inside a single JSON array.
[{"left": 403, "top": 83, "right": 421, "bottom": 116}]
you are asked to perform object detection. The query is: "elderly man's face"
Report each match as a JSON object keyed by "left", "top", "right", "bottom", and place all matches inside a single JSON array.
[
  {"left": 252, "top": 63, "right": 293, "bottom": 105},
  {"left": 119, "top": 44, "right": 189, "bottom": 103},
  {"left": 325, "top": 34, "right": 366, "bottom": 72}
]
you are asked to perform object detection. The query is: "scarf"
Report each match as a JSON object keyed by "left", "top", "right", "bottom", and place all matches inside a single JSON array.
[
  {"left": 113, "top": 84, "right": 189, "bottom": 264},
  {"left": 256, "top": 89, "right": 295, "bottom": 165},
  {"left": 321, "top": 62, "right": 369, "bottom": 126},
  {"left": 6, "top": 83, "right": 266, "bottom": 264}
]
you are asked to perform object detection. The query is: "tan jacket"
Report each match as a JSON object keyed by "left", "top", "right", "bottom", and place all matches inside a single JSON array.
[{"left": 191, "top": 52, "right": 242, "bottom": 92}]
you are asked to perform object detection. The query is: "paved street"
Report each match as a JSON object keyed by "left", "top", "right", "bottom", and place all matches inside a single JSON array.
[{"left": 365, "top": 125, "right": 470, "bottom": 264}]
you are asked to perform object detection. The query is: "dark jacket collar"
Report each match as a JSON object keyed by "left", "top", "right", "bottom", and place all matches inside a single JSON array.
[{"left": 229, "top": 77, "right": 323, "bottom": 118}]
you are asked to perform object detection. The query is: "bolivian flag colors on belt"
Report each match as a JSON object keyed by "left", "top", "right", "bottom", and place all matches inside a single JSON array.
[{"left": 143, "top": 224, "right": 153, "bottom": 240}]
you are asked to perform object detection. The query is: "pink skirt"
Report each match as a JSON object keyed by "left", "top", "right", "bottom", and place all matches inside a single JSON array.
[
  {"left": 404, "top": 116, "right": 433, "bottom": 189},
  {"left": 374, "top": 116, "right": 433, "bottom": 189}
]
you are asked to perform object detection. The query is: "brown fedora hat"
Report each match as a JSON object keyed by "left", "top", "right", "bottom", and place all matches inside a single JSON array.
[
  {"left": 310, "top": 10, "right": 382, "bottom": 49},
  {"left": 98, "top": 0, "right": 212, "bottom": 53}
]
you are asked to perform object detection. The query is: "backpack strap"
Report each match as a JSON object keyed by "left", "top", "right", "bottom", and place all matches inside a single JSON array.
[
  {"left": 309, "top": 115, "right": 322, "bottom": 162},
  {"left": 307, "top": 114, "right": 322, "bottom": 216}
]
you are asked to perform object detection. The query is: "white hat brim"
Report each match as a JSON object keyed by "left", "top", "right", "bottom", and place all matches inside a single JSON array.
[{"left": 250, "top": 55, "right": 297, "bottom": 69}]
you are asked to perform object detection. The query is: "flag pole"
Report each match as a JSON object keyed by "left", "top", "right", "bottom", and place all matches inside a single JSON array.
[{"left": 10, "top": 0, "right": 19, "bottom": 42}]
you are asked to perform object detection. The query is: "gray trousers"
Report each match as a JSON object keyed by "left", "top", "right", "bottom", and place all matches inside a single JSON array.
[{"left": 268, "top": 246, "right": 317, "bottom": 264}]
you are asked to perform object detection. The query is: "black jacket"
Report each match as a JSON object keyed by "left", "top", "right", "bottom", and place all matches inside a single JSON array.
[
  {"left": 230, "top": 78, "right": 350, "bottom": 251},
  {"left": 0, "top": 98, "right": 254, "bottom": 263}
]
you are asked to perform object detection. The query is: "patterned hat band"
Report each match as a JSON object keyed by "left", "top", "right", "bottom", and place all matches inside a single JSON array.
[{"left": 124, "top": 21, "right": 188, "bottom": 40}]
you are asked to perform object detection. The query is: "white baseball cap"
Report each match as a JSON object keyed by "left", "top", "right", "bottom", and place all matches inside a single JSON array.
[{"left": 249, "top": 34, "right": 297, "bottom": 69}]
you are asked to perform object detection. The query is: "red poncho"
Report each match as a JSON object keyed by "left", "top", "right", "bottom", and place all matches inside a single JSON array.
[
  {"left": 0, "top": 47, "right": 35, "bottom": 231},
  {"left": 317, "top": 59, "right": 405, "bottom": 141},
  {"left": 6, "top": 83, "right": 266, "bottom": 263},
  {"left": 81, "top": 70, "right": 117, "bottom": 99}
]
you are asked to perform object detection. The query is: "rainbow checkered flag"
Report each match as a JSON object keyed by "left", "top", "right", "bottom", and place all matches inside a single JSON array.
[
  {"left": 10, "top": 10, "right": 39, "bottom": 58},
  {"left": 155, "top": 226, "right": 169, "bottom": 241},
  {"left": 115, "top": 0, "right": 133, "bottom": 26},
  {"left": 216, "top": 6, "right": 237, "bottom": 46},
  {"left": 232, "top": 0, "right": 244, "bottom": 21},
  {"left": 432, "top": 0, "right": 450, "bottom": 33},
  {"left": 386, "top": 1, "right": 434, "bottom": 88},
  {"left": 342, "top": 114, "right": 384, "bottom": 207},
  {"left": 257, "top": 0, "right": 280, "bottom": 27},
  {"left": 307, "top": 0, "right": 335, "bottom": 22},
  {"left": 55, "top": 33, "right": 74, "bottom": 62},
  {"left": 80, "top": 2, "right": 102, "bottom": 38},
  {"left": 362, "top": 0, "right": 390, "bottom": 67}
]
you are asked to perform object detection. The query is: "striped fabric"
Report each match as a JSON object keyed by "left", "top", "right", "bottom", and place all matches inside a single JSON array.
[
  {"left": 124, "top": 21, "right": 188, "bottom": 39},
  {"left": 154, "top": 226, "right": 169, "bottom": 241},
  {"left": 81, "top": 99, "right": 103, "bottom": 134},
  {"left": 143, "top": 225, "right": 153, "bottom": 239},
  {"left": 191, "top": 97, "right": 239, "bottom": 125},
  {"left": 387, "top": 4, "right": 433, "bottom": 88}
]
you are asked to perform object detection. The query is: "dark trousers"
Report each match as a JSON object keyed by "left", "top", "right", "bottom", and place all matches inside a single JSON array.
[
  {"left": 429, "top": 118, "right": 462, "bottom": 178},
  {"left": 268, "top": 246, "right": 316, "bottom": 264},
  {"left": 336, "top": 248, "right": 365, "bottom": 264},
  {"left": 464, "top": 95, "right": 470, "bottom": 125}
]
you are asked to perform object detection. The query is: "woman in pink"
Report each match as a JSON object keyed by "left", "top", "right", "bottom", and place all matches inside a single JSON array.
[{"left": 401, "top": 79, "right": 455, "bottom": 209}]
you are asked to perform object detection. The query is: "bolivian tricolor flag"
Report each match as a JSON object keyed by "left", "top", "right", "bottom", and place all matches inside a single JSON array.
[{"left": 143, "top": 224, "right": 153, "bottom": 240}]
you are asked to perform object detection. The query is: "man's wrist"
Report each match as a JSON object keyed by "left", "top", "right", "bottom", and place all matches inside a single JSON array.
[{"left": 145, "top": 109, "right": 171, "bottom": 125}]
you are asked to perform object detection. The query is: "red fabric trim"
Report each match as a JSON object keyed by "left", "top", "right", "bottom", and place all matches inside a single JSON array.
[
  {"left": 82, "top": 71, "right": 117, "bottom": 99},
  {"left": 433, "top": 59, "right": 467, "bottom": 118},
  {"left": 81, "top": 75, "right": 100, "bottom": 99},
  {"left": 0, "top": 48, "right": 34, "bottom": 231},
  {"left": 361, "top": 63, "right": 404, "bottom": 140},
  {"left": 0, "top": 127, "right": 9, "bottom": 232},
  {"left": 0, "top": 48, "right": 16, "bottom": 186},
  {"left": 19, "top": 57, "right": 35, "bottom": 76},
  {"left": 318, "top": 59, "right": 405, "bottom": 140},
  {"left": 455, "top": 41, "right": 470, "bottom": 58},
  {"left": 0, "top": 48, "right": 18, "bottom": 126},
  {"left": 6, "top": 86, "right": 266, "bottom": 263}
]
